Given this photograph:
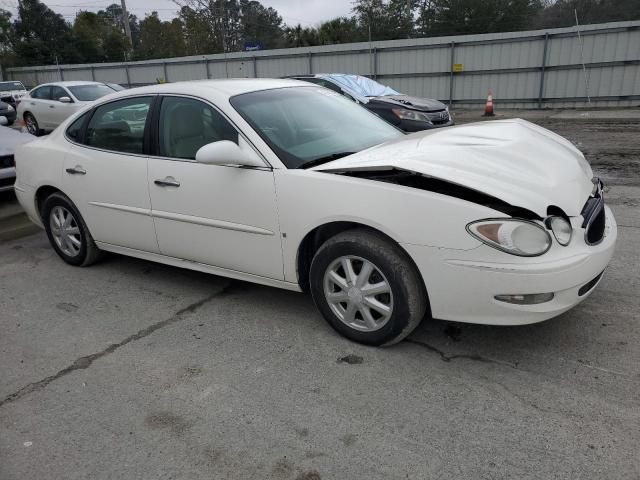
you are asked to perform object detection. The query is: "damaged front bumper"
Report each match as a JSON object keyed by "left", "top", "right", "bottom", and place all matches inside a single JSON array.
[{"left": 402, "top": 205, "right": 617, "bottom": 326}]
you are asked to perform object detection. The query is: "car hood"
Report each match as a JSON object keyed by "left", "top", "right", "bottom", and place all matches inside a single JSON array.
[
  {"left": 313, "top": 119, "right": 594, "bottom": 217},
  {"left": 0, "top": 125, "right": 36, "bottom": 156},
  {"left": 369, "top": 95, "right": 447, "bottom": 112}
]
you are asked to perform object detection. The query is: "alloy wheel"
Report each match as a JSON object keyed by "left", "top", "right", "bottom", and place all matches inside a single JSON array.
[
  {"left": 323, "top": 255, "right": 394, "bottom": 332},
  {"left": 25, "top": 115, "right": 37, "bottom": 135},
  {"left": 49, "top": 206, "right": 82, "bottom": 257}
]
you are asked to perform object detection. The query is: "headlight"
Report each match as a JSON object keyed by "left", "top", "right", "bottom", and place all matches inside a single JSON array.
[
  {"left": 7, "top": 104, "right": 14, "bottom": 111},
  {"left": 467, "top": 219, "right": 551, "bottom": 257},
  {"left": 391, "top": 108, "right": 431, "bottom": 123},
  {"left": 545, "top": 216, "right": 572, "bottom": 246}
]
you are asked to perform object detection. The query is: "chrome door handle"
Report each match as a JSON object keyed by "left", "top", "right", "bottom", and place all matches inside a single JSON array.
[
  {"left": 154, "top": 177, "right": 180, "bottom": 187},
  {"left": 65, "top": 166, "right": 86, "bottom": 175},
  {"left": 49, "top": 105, "right": 55, "bottom": 108}
]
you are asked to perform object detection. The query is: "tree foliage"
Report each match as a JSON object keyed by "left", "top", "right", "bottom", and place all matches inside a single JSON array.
[{"left": 0, "top": 0, "right": 637, "bottom": 68}]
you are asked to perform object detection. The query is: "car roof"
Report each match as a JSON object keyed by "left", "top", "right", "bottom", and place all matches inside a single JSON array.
[
  {"left": 36, "top": 81, "right": 108, "bottom": 88},
  {"left": 115, "top": 78, "right": 312, "bottom": 98}
]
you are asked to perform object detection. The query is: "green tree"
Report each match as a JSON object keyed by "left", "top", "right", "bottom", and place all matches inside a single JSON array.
[
  {"left": 13, "top": 0, "right": 78, "bottom": 65},
  {"left": 317, "top": 17, "right": 364, "bottom": 45},
  {"left": 0, "top": 9, "right": 14, "bottom": 64},
  {"left": 180, "top": 6, "right": 217, "bottom": 55},
  {"left": 137, "top": 12, "right": 187, "bottom": 60},
  {"left": 240, "top": 0, "right": 285, "bottom": 49}
]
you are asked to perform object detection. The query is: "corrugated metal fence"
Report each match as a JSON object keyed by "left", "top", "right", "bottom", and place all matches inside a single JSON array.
[{"left": 4, "top": 20, "right": 640, "bottom": 108}]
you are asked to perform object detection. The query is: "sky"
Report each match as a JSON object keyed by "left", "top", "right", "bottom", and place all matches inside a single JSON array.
[{"left": 0, "top": 0, "right": 354, "bottom": 27}]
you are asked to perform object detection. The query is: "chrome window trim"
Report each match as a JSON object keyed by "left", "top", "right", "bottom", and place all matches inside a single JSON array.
[
  {"left": 63, "top": 92, "right": 272, "bottom": 171},
  {"left": 63, "top": 94, "right": 156, "bottom": 154}
]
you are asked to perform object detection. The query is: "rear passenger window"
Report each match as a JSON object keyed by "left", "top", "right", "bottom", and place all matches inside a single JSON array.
[
  {"left": 158, "top": 96, "right": 238, "bottom": 160},
  {"left": 85, "top": 97, "right": 152, "bottom": 154},
  {"left": 66, "top": 113, "right": 89, "bottom": 143}
]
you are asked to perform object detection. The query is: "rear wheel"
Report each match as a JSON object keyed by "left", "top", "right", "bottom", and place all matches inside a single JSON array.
[
  {"left": 24, "top": 113, "right": 40, "bottom": 136},
  {"left": 309, "top": 229, "right": 428, "bottom": 346},
  {"left": 42, "top": 192, "right": 102, "bottom": 266}
]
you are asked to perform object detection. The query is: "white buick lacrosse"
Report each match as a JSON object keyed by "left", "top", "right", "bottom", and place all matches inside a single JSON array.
[{"left": 14, "top": 79, "right": 616, "bottom": 346}]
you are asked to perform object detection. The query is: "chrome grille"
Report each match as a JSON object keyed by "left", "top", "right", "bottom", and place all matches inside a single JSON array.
[
  {"left": 427, "top": 110, "right": 450, "bottom": 125},
  {"left": 581, "top": 179, "right": 606, "bottom": 245}
]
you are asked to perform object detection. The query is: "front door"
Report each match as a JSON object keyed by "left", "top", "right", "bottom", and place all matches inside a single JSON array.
[
  {"left": 62, "top": 96, "right": 159, "bottom": 253},
  {"left": 49, "top": 86, "right": 79, "bottom": 128},
  {"left": 147, "top": 95, "right": 284, "bottom": 280}
]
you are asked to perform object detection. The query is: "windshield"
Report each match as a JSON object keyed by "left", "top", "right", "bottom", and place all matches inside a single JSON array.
[
  {"left": 107, "top": 83, "right": 125, "bottom": 91},
  {"left": 326, "top": 75, "right": 399, "bottom": 98},
  {"left": 231, "top": 87, "right": 402, "bottom": 169},
  {"left": 0, "top": 81, "right": 26, "bottom": 92},
  {"left": 68, "top": 84, "right": 115, "bottom": 101}
]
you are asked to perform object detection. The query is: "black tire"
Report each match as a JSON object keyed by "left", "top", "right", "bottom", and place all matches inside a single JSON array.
[
  {"left": 7, "top": 119, "right": 14, "bottom": 126},
  {"left": 24, "top": 113, "right": 40, "bottom": 136},
  {"left": 42, "top": 192, "right": 102, "bottom": 267},
  {"left": 309, "top": 229, "right": 428, "bottom": 346}
]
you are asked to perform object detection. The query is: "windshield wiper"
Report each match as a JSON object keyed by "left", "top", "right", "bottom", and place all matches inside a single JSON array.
[{"left": 298, "top": 152, "right": 355, "bottom": 169}]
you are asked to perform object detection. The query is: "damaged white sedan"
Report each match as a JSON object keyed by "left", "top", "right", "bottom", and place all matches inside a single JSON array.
[{"left": 14, "top": 79, "right": 616, "bottom": 346}]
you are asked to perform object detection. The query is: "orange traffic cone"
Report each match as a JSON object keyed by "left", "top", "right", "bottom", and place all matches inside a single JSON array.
[{"left": 484, "top": 89, "right": 495, "bottom": 117}]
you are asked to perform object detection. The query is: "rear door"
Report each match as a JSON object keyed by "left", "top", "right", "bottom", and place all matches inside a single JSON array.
[
  {"left": 25, "top": 86, "right": 54, "bottom": 128},
  {"left": 62, "top": 95, "right": 159, "bottom": 253},
  {"left": 49, "top": 86, "right": 79, "bottom": 128}
]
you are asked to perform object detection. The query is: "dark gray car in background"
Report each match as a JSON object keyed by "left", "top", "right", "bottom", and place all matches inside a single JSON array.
[{"left": 291, "top": 73, "right": 453, "bottom": 132}]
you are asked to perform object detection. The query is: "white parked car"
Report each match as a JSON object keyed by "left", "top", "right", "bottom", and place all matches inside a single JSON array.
[
  {"left": 14, "top": 79, "right": 617, "bottom": 346},
  {"left": 0, "top": 80, "right": 28, "bottom": 107},
  {"left": 17, "top": 81, "right": 122, "bottom": 136}
]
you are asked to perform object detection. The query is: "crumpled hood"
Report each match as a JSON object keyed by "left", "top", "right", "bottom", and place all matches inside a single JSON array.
[
  {"left": 371, "top": 95, "right": 447, "bottom": 112},
  {"left": 314, "top": 119, "right": 594, "bottom": 217}
]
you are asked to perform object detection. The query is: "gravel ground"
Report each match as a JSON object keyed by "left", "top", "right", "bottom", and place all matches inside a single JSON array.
[{"left": 0, "top": 113, "right": 638, "bottom": 479}]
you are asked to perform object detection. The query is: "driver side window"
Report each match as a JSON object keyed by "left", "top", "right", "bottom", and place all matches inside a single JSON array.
[
  {"left": 51, "top": 86, "right": 68, "bottom": 101},
  {"left": 158, "top": 96, "right": 238, "bottom": 160}
]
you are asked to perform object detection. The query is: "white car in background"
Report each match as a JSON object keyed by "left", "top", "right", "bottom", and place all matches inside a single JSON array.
[
  {"left": 17, "top": 81, "right": 122, "bottom": 136},
  {"left": 0, "top": 80, "right": 28, "bottom": 107},
  {"left": 14, "top": 79, "right": 617, "bottom": 346}
]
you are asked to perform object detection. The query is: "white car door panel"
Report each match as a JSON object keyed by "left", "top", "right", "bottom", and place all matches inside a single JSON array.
[
  {"left": 62, "top": 96, "right": 158, "bottom": 253},
  {"left": 149, "top": 160, "right": 283, "bottom": 279},
  {"left": 49, "top": 87, "right": 79, "bottom": 127},
  {"left": 147, "top": 95, "right": 283, "bottom": 279}
]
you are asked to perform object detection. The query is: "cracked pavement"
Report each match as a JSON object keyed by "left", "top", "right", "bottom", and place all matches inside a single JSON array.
[{"left": 1, "top": 116, "right": 639, "bottom": 479}]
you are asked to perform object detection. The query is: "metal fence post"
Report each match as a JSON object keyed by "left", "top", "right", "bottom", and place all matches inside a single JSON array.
[
  {"left": 538, "top": 33, "right": 549, "bottom": 109},
  {"left": 34, "top": 70, "right": 39, "bottom": 86},
  {"left": 449, "top": 42, "right": 455, "bottom": 107},
  {"left": 372, "top": 47, "right": 378, "bottom": 79},
  {"left": 253, "top": 56, "right": 258, "bottom": 78},
  {"left": 163, "top": 62, "right": 168, "bottom": 83},
  {"left": 125, "top": 64, "right": 131, "bottom": 88},
  {"left": 90, "top": 66, "right": 96, "bottom": 81},
  {"left": 205, "top": 59, "right": 211, "bottom": 79},
  {"left": 308, "top": 52, "right": 313, "bottom": 74}
]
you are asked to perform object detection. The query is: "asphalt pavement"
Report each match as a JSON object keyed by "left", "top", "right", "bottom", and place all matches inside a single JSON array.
[{"left": 0, "top": 111, "right": 638, "bottom": 479}]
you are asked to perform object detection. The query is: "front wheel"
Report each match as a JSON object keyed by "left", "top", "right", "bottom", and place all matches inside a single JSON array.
[
  {"left": 24, "top": 113, "right": 40, "bottom": 136},
  {"left": 42, "top": 192, "right": 102, "bottom": 266},
  {"left": 309, "top": 229, "right": 428, "bottom": 346}
]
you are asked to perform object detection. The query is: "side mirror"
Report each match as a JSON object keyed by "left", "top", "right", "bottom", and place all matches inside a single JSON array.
[
  {"left": 0, "top": 116, "right": 7, "bottom": 126},
  {"left": 195, "top": 140, "right": 265, "bottom": 168},
  {"left": 59, "top": 96, "right": 72, "bottom": 103}
]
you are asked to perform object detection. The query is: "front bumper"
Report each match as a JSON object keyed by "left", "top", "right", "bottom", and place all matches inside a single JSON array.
[
  {"left": 400, "top": 118, "right": 455, "bottom": 132},
  {"left": 403, "top": 205, "right": 617, "bottom": 325}
]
